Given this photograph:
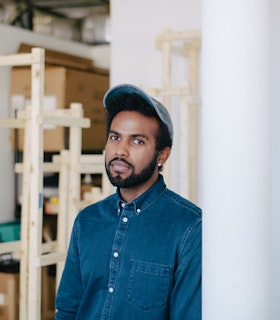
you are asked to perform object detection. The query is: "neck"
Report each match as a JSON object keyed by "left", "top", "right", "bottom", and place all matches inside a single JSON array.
[{"left": 119, "top": 172, "right": 159, "bottom": 202}]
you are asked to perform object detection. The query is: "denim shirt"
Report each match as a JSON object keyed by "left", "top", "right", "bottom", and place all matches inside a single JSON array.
[{"left": 55, "top": 175, "right": 202, "bottom": 320}]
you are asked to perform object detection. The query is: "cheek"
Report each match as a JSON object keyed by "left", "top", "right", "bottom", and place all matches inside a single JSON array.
[
  {"left": 104, "top": 145, "right": 110, "bottom": 161},
  {"left": 105, "top": 142, "right": 112, "bottom": 154},
  {"left": 131, "top": 149, "right": 154, "bottom": 168},
  {"left": 104, "top": 144, "right": 116, "bottom": 165}
]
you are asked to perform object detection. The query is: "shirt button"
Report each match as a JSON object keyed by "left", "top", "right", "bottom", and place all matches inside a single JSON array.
[
  {"left": 136, "top": 208, "right": 141, "bottom": 214},
  {"left": 113, "top": 251, "right": 119, "bottom": 258},
  {"left": 122, "top": 217, "right": 128, "bottom": 223},
  {"left": 109, "top": 287, "right": 114, "bottom": 293},
  {"left": 121, "top": 203, "right": 125, "bottom": 207}
]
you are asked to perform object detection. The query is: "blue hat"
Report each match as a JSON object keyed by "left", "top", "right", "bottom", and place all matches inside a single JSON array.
[{"left": 103, "top": 83, "right": 173, "bottom": 140}]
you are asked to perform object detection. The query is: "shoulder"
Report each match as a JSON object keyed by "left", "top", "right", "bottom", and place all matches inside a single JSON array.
[
  {"left": 161, "top": 190, "right": 202, "bottom": 256},
  {"left": 162, "top": 188, "right": 202, "bottom": 221}
]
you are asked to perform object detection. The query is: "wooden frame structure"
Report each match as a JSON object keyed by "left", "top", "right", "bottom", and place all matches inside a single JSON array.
[
  {"left": 0, "top": 48, "right": 46, "bottom": 320},
  {"left": 145, "top": 29, "right": 201, "bottom": 203},
  {"left": 0, "top": 49, "right": 111, "bottom": 319}
]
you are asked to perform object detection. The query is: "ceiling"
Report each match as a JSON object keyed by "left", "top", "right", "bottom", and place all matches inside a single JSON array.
[
  {"left": 12, "top": 0, "right": 110, "bottom": 19},
  {"left": 14, "top": 0, "right": 110, "bottom": 12},
  {"left": 0, "top": 0, "right": 111, "bottom": 44}
]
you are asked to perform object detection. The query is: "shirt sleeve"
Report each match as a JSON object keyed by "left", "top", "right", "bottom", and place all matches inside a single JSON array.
[
  {"left": 55, "top": 220, "right": 83, "bottom": 319},
  {"left": 169, "top": 218, "right": 202, "bottom": 320}
]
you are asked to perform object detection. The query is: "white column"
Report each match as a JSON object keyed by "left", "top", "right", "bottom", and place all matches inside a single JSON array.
[
  {"left": 270, "top": 1, "right": 280, "bottom": 318},
  {"left": 202, "top": 1, "right": 270, "bottom": 319}
]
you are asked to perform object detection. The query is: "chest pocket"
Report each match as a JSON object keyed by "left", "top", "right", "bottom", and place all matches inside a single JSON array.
[{"left": 127, "top": 259, "right": 172, "bottom": 311}]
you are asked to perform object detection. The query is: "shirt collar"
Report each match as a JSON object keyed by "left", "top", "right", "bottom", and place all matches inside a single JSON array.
[{"left": 115, "top": 174, "right": 166, "bottom": 215}]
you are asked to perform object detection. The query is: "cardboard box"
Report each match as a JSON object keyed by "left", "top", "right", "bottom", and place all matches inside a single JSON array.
[
  {"left": 0, "top": 268, "right": 56, "bottom": 320},
  {"left": 0, "top": 272, "right": 19, "bottom": 320},
  {"left": 41, "top": 266, "right": 56, "bottom": 320},
  {"left": 11, "top": 66, "right": 109, "bottom": 152}
]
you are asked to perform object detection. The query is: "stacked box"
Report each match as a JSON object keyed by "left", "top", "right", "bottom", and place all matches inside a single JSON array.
[
  {"left": 0, "top": 272, "right": 19, "bottom": 320},
  {"left": 0, "top": 267, "right": 56, "bottom": 320},
  {"left": 10, "top": 66, "right": 109, "bottom": 152}
]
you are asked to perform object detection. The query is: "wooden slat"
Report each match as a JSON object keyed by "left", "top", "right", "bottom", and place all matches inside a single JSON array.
[
  {"left": 15, "top": 162, "right": 61, "bottom": 174},
  {"left": 0, "top": 118, "right": 25, "bottom": 128},
  {"left": 35, "top": 251, "right": 66, "bottom": 267},
  {"left": 19, "top": 105, "right": 32, "bottom": 320},
  {"left": 40, "top": 115, "right": 90, "bottom": 128},
  {"left": 156, "top": 29, "right": 201, "bottom": 46},
  {"left": 0, "top": 51, "right": 42, "bottom": 67},
  {"left": 55, "top": 150, "right": 70, "bottom": 290},
  {"left": 18, "top": 43, "right": 94, "bottom": 71},
  {"left": 67, "top": 103, "right": 83, "bottom": 242},
  {"left": 0, "top": 241, "right": 58, "bottom": 256},
  {"left": 27, "top": 47, "right": 45, "bottom": 320},
  {"left": 0, "top": 241, "right": 20, "bottom": 254}
]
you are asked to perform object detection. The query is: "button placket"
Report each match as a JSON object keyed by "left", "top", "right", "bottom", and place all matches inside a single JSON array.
[{"left": 102, "top": 204, "right": 132, "bottom": 320}]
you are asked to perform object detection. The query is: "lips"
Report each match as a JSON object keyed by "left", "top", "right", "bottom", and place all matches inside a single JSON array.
[{"left": 110, "top": 159, "right": 131, "bottom": 173}]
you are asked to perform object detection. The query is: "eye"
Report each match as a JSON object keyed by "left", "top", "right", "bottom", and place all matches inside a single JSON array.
[
  {"left": 109, "top": 134, "right": 119, "bottom": 141},
  {"left": 132, "top": 138, "right": 144, "bottom": 145}
]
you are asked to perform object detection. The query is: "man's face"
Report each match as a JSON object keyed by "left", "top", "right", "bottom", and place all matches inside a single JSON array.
[{"left": 105, "top": 111, "right": 160, "bottom": 191}]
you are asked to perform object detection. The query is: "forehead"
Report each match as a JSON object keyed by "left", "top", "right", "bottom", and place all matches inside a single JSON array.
[{"left": 110, "top": 110, "right": 159, "bottom": 137}]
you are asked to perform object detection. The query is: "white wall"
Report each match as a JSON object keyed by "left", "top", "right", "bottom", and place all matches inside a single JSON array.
[
  {"left": 110, "top": 0, "right": 201, "bottom": 87},
  {"left": 270, "top": 0, "right": 280, "bottom": 318},
  {"left": 110, "top": 0, "right": 202, "bottom": 198},
  {"left": 0, "top": 23, "right": 109, "bottom": 223}
]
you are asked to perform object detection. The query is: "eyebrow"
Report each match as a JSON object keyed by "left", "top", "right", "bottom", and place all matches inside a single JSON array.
[{"left": 108, "top": 130, "right": 149, "bottom": 140}]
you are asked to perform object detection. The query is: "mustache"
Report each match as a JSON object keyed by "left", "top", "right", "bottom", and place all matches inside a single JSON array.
[{"left": 108, "top": 157, "right": 133, "bottom": 168}]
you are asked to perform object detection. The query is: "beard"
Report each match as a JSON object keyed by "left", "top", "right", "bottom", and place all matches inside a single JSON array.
[{"left": 105, "top": 152, "right": 159, "bottom": 188}]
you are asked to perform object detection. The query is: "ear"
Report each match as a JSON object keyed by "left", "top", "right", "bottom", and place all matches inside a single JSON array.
[{"left": 157, "top": 147, "right": 171, "bottom": 167}]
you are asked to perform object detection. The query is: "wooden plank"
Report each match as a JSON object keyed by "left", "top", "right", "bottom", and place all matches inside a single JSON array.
[
  {"left": 161, "top": 40, "right": 172, "bottom": 187},
  {"left": 67, "top": 103, "right": 83, "bottom": 242},
  {"left": 19, "top": 105, "right": 32, "bottom": 320},
  {"left": 101, "top": 150, "right": 112, "bottom": 197},
  {"left": 186, "top": 44, "right": 200, "bottom": 202},
  {"left": 0, "top": 241, "right": 20, "bottom": 254},
  {"left": 156, "top": 29, "right": 201, "bottom": 46},
  {"left": 145, "top": 85, "right": 189, "bottom": 97},
  {"left": 79, "top": 154, "right": 104, "bottom": 163},
  {"left": 0, "top": 52, "right": 41, "bottom": 67},
  {"left": 40, "top": 115, "right": 90, "bottom": 128},
  {"left": 27, "top": 47, "right": 45, "bottom": 320},
  {"left": 0, "top": 241, "right": 58, "bottom": 256},
  {"left": 0, "top": 118, "right": 25, "bottom": 128},
  {"left": 179, "top": 94, "right": 190, "bottom": 196},
  {"left": 55, "top": 150, "right": 70, "bottom": 291},
  {"left": 35, "top": 252, "right": 66, "bottom": 267},
  {"left": 146, "top": 87, "right": 200, "bottom": 105},
  {"left": 79, "top": 163, "right": 105, "bottom": 174},
  {"left": 15, "top": 162, "right": 61, "bottom": 174},
  {"left": 79, "top": 154, "right": 105, "bottom": 173},
  {"left": 169, "top": 40, "right": 201, "bottom": 57},
  {"left": 18, "top": 43, "right": 95, "bottom": 71}
]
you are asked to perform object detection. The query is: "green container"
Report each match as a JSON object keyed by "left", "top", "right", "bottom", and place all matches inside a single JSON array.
[{"left": 0, "top": 220, "right": 21, "bottom": 242}]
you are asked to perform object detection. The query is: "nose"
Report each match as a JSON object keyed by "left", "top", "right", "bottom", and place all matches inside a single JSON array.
[{"left": 114, "top": 140, "right": 128, "bottom": 158}]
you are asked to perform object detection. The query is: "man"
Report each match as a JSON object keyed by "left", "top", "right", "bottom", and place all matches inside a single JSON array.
[{"left": 55, "top": 84, "right": 202, "bottom": 319}]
